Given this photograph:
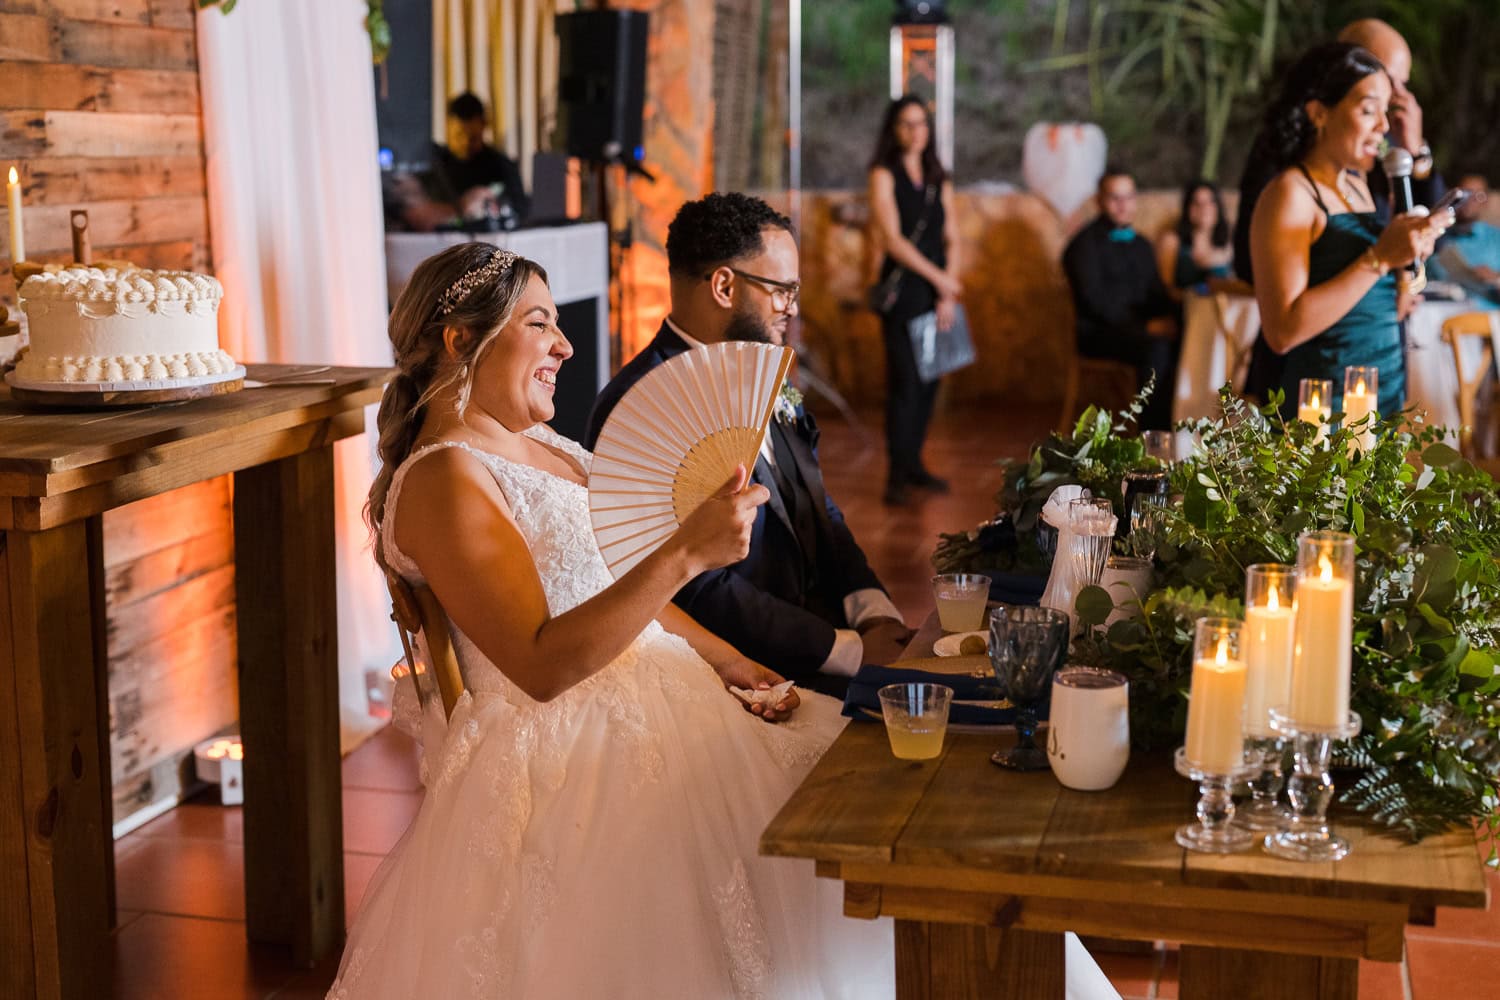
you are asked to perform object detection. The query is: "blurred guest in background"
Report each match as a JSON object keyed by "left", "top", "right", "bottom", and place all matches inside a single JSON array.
[
  {"left": 1248, "top": 42, "right": 1450, "bottom": 418},
  {"left": 1430, "top": 175, "right": 1500, "bottom": 305},
  {"left": 1062, "top": 167, "right": 1179, "bottom": 430},
  {"left": 867, "top": 95, "right": 960, "bottom": 507},
  {"left": 1156, "top": 180, "right": 1236, "bottom": 297},
  {"left": 392, "top": 92, "right": 529, "bottom": 232}
]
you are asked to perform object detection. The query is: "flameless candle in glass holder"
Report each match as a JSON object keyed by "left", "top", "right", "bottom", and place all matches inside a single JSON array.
[
  {"left": 1238, "top": 564, "right": 1296, "bottom": 832},
  {"left": 1264, "top": 531, "right": 1359, "bottom": 861},
  {"left": 1342, "top": 366, "right": 1378, "bottom": 455},
  {"left": 1296, "top": 379, "right": 1332, "bottom": 444},
  {"left": 1176, "top": 617, "right": 1257, "bottom": 853}
]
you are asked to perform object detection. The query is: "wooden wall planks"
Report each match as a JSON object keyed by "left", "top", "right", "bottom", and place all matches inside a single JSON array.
[{"left": 1, "top": 0, "right": 238, "bottom": 829}]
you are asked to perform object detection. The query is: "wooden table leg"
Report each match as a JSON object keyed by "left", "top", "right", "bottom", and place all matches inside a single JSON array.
[
  {"left": 895, "top": 920, "right": 1065, "bottom": 999},
  {"left": 1179, "top": 945, "right": 1358, "bottom": 999},
  {"left": 1, "top": 521, "right": 113, "bottom": 1000},
  {"left": 234, "top": 447, "right": 344, "bottom": 967}
]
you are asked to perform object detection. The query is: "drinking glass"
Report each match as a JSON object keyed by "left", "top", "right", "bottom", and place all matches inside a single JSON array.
[
  {"left": 1141, "top": 430, "right": 1176, "bottom": 463},
  {"left": 878, "top": 683, "right": 953, "bottom": 761},
  {"left": 1119, "top": 469, "right": 1169, "bottom": 541},
  {"left": 1128, "top": 492, "right": 1170, "bottom": 561},
  {"left": 988, "top": 605, "right": 1070, "bottom": 770},
  {"left": 931, "top": 573, "right": 991, "bottom": 633}
]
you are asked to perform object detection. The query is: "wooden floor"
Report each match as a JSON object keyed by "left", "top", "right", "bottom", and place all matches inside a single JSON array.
[{"left": 108, "top": 401, "right": 1498, "bottom": 999}]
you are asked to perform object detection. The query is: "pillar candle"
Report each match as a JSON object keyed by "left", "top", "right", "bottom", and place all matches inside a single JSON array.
[
  {"left": 1243, "top": 582, "right": 1296, "bottom": 737},
  {"left": 1290, "top": 553, "right": 1353, "bottom": 729},
  {"left": 1184, "top": 637, "right": 1248, "bottom": 773},
  {"left": 6, "top": 167, "right": 24, "bottom": 264},
  {"left": 1297, "top": 387, "right": 1330, "bottom": 444},
  {"left": 1344, "top": 377, "right": 1376, "bottom": 455}
]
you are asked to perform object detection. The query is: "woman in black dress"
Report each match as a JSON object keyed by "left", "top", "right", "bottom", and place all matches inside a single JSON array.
[{"left": 867, "top": 96, "right": 961, "bottom": 506}]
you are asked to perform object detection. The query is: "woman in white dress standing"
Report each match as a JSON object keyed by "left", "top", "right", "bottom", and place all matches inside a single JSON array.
[{"left": 328, "top": 242, "right": 894, "bottom": 999}]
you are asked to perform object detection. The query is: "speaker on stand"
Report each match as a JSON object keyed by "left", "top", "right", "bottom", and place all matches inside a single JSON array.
[{"left": 555, "top": 9, "right": 653, "bottom": 373}]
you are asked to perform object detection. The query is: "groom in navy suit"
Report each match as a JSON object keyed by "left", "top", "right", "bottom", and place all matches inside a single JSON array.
[{"left": 585, "top": 193, "right": 913, "bottom": 693}]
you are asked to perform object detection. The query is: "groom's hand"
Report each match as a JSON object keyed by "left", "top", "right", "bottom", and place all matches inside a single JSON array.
[{"left": 857, "top": 617, "right": 914, "bottom": 666}]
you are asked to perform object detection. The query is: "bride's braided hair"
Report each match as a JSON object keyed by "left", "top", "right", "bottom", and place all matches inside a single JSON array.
[{"left": 367, "top": 242, "right": 548, "bottom": 576}]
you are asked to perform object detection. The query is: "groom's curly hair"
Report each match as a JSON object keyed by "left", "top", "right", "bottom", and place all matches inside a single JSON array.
[{"left": 665, "top": 192, "right": 793, "bottom": 278}]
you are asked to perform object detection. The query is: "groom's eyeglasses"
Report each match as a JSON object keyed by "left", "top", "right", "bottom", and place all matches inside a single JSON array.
[{"left": 707, "top": 268, "right": 801, "bottom": 312}]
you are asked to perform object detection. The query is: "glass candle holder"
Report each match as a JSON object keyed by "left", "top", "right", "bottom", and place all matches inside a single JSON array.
[
  {"left": 1177, "top": 617, "right": 1252, "bottom": 853},
  {"left": 1240, "top": 564, "right": 1296, "bottom": 832},
  {"left": 1296, "top": 378, "right": 1333, "bottom": 444},
  {"left": 1342, "top": 366, "right": 1379, "bottom": 455},
  {"left": 1263, "top": 708, "right": 1362, "bottom": 862},
  {"left": 1288, "top": 532, "right": 1355, "bottom": 732}
]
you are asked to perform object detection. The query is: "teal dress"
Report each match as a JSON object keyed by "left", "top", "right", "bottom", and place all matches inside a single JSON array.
[
  {"left": 1277, "top": 166, "right": 1405, "bottom": 416},
  {"left": 1173, "top": 244, "right": 1232, "bottom": 293}
]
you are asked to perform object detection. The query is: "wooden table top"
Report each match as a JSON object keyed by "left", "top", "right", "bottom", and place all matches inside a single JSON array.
[
  {"left": 0, "top": 363, "right": 392, "bottom": 529},
  {"left": 764, "top": 607, "right": 1489, "bottom": 914}
]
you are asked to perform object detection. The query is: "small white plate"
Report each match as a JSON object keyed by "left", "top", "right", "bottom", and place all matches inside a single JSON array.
[{"left": 933, "top": 631, "right": 987, "bottom": 657}]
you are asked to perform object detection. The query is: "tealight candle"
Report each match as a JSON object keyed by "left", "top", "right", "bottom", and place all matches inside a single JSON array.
[
  {"left": 6, "top": 166, "right": 24, "bottom": 264},
  {"left": 1184, "top": 617, "right": 1247, "bottom": 773},
  {"left": 1297, "top": 379, "right": 1332, "bottom": 444},
  {"left": 1289, "top": 531, "right": 1354, "bottom": 729},
  {"left": 1343, "top": 367, "right": 1378, "bottom": 456},
  {"left": 1243, "top": 564, "right": 1296, "bottom": 738}
]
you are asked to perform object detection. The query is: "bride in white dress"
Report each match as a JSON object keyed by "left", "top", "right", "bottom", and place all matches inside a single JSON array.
[{"left": 328, "top": 243, "right": 894, "bottom": 999}]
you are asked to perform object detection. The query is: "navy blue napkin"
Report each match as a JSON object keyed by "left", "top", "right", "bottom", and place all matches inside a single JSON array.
[{"left": 843, "top": 663, "right": 1042, "bottom": 727}]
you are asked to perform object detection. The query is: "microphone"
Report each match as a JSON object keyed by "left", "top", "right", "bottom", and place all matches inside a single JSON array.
[{"left": 1381, "top": 147, "right": 1420, "bottom": 278}]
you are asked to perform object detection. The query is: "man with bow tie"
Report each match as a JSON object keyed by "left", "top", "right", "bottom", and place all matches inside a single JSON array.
[
  {"left": 1062, "top": 166, "right": 1180, "bottom": 430},
  {"left": 585, "top": 193, "right": 913, "bottom": 693}
]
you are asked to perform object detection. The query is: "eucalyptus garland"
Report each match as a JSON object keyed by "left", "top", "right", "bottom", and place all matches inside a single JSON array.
[{"left": 938, "top": 385, "right": 1500, "bottom": 855}]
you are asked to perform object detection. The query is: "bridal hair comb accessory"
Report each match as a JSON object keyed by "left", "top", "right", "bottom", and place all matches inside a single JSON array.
[
  {"left": 436, "top": 248, "right": 519, "bottom": 316},
  {"left": 589, "top": 341, "right": 795, "bottom": 578}
]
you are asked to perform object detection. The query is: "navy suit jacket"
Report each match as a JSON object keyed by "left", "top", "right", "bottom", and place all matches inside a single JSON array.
[{"left": 584, "top": 323, "right": 887, "bottom": 681}]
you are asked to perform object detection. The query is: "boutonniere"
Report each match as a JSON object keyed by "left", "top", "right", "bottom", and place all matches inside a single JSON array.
[{"left": 774, "top": 383, "right": 803, "bottom": 424}]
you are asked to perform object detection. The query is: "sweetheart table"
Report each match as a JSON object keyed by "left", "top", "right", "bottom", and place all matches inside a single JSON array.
[{"left": 760, "top": 612, "right": 1489, "bottom": 999}]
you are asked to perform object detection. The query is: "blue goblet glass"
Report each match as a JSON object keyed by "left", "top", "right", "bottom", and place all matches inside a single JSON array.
[{"left": 989, "top": 605, "right": 1071, "bottom": 770}]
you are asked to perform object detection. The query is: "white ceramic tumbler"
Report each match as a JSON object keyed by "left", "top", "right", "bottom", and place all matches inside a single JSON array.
[{"left": 1046, "top": 667, "right": 1130, "bottom": 791}]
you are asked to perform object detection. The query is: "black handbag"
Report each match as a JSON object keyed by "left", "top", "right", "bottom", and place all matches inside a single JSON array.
[
  {"left": 867, "top": 182, "right": 938, "bottom": 315},
  {"left": 907, "top": 303, "right": 976, "bottom": 382}
]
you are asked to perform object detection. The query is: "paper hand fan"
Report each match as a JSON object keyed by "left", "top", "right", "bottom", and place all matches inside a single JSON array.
[{"left": 589, "top": 341, "right": 795, "bottom": 579}]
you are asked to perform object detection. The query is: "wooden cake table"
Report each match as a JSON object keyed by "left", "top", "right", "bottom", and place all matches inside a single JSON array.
[{"left": 0, "top": 364, "right": 391, "bottom": 999}]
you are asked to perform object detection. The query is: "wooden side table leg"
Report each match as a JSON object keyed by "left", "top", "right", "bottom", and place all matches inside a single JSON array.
[
  {"left": 1179, "top": 945, "right": 1357, "bottom": 999},
  {"left": 1, "top": 522, "right": 114, "bottom": 1000},
  {"left": 234, "top": 448, "right": 344, "bottom": 967},
  {"left": 896, "top": 920, "right": 1065, "bottom": 999}
]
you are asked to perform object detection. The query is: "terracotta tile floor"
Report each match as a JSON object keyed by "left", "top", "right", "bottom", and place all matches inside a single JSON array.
[{"left": 108, "top": 401, "right": 1497, "bottom": 998}]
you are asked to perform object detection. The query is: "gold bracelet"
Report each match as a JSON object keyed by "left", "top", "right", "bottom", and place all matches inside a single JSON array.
[{"left": 1361, "top": 248, "right": 1390, "bottom": 277}]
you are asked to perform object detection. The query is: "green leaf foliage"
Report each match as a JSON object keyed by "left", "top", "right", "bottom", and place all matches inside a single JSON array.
[{"left": 946, "top": 385, "right": 1500, "bottom": 852}]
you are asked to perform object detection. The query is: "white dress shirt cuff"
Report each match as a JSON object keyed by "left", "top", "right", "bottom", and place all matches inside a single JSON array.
[
  {"left": 819, "top": 629, "right": 865, "bottom": 677},
  {"left": 843, "top": 588, "right": 903, "bottom": 629}
]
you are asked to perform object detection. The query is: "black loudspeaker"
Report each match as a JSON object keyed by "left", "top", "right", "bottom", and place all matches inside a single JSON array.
[{"left": 555, "top": 10, "right": 648, "bottom": 163}]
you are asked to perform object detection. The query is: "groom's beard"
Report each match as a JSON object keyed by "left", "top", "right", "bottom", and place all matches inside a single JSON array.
[{"left": 723, "top": 304, "right": 775, "bottom": 345}]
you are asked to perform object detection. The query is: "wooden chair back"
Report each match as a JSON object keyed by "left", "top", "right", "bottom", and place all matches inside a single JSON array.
[
  {"left": 386, "top": 575, "right": 464, "bottom": 719},
  {"left": 1440, "top": 310, "right": 1498, "bottom": 458}
]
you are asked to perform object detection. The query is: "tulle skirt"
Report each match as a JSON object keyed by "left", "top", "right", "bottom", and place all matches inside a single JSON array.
[{"left": 328, "top": 628, "right": 894, "bottom": 999}]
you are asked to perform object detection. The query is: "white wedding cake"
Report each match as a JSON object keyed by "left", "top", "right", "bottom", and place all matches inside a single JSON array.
[{"left": 10, "top": 265, "right": 240, "bottom": 389}]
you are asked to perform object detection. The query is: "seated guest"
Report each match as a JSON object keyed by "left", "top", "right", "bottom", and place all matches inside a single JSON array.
[
  {"left": 1156, "top": 180, "right": 1236, "bottom": 297},
  {"left": 1430, "top": 175, "right": 1500, "bottom": 305},
  {"left": 1063, "top": 167, "right": 1180, "bottom": 429},
  {"left": 585, "top": 193, "right": 914, "bottom": 692},
  {"left": 1248, "top": 42, "right": 1449, "bottom": 418},
  {"left": 396, "top": 92, "right": 529, "bottom": 232}
]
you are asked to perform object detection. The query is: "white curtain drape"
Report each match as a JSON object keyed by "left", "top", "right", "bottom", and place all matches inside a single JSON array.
[
  {"left": 197, "top": 0, "right": 399, "bottom": 748},
  {"left": 432, "top": 0, "right": 568, "bottom": 188}
]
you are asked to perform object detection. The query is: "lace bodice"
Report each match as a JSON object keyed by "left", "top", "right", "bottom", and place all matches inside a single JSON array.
[{"left": 381, "top": 424, "right": 669, "bottom": 700}]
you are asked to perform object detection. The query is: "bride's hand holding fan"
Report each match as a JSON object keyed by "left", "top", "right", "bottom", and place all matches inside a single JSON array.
[{"left": 666, "top": 464, "right": 769, "bottom": 576}]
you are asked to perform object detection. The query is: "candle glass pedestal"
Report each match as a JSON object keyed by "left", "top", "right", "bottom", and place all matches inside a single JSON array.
[
  {"left": 1263, "top": 708, "right": 1362, "bottom": 862},
  {"left": 1174, "top": 747, "right": 1260, "bottom": 853},
  {"left": 1237, "top": 736, "right": 1289, "bottom": 832}
]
